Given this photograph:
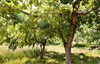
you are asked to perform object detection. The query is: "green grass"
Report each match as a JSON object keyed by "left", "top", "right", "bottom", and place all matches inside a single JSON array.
[{"left": 0, "top": 44, "right": 100, "bottom": 64}]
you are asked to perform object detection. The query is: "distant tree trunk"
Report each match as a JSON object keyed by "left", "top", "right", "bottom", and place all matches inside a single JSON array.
[
  {"left": 40, "top": 38, "right": 46, "bottom": 59},
  {"left": 40, "top": 44, "right": 43, "bottom": 59}
]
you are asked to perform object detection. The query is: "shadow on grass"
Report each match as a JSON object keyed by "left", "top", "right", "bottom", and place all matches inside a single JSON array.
[
  {"left": 72, "top": 44, "right": 87, "bottom": 48},
  {"left": 25, "top": 51, "right": 99, "bottom": 64},
  {"left": 71, "top": 53, "right": 99, "bottom": 63},
  {"left": 46, "top": 43, "right": 60, "bottom": 46}
]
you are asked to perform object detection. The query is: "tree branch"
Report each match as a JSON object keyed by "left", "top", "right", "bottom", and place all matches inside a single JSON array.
[
  {"left": 22, "top": 11, "right": 39, "bottom": 17},
  {"left": 67, "top": 18, "right": 71, "bottom": 23},
  {"left": 22, "top": 11, "right": 31, "bottom": 15},
  {"left": 32, "top": 27, "right": 38, "bottom": 29},
  {"left": 77, "top": 10, "right": 91, "bottom": 15},
  {"left": 43, "top": 37, "right": 48, "bottom": 45},
  {"left": 60, "top": 13, "right": 71, "bottom": 23},
  {"left": 57, "top": 28, "right": 67, "bottom": 44},
  {"left": 45, "top": 37, "right": 49, "bottom": 40},
  {"left": 36, "top": 39, "right": 43, "bottom": 44},
  {"left": 71, "top": 0, "right": 81, "bottom": 25},
  {"left": 73, "top": 0, "right": 81, "bottom": 11}
]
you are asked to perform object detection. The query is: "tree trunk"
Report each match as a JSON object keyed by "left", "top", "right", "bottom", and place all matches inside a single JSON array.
[
  {"left": 64, "top": 43, "right": 71, "bottom": 64},
  {"left": 64, "top": 24, "right": 77, "bottom": 64},
  {"left": 59, "top": 0, "right": 88, "bottom": 63},
  {"left": 40, "top": 40, "right": 46, "bottom": 59},
  {"left": 40, "top": 44, "right": 43, "bottom": 59},
  {"left": 58, "top": 24, "right": 77, "bottom": 64}
]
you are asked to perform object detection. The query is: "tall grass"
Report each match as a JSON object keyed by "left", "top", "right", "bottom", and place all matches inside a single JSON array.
[{"left": 0, "top": 45, "right": 40, "bottom": 63}]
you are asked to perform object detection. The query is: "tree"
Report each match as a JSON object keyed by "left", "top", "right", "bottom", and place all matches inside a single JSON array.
[
  {"left": 0, "top": 0, "right": 99, "bottom": 64},
  {"left": 5, "top": 18, "right": 55, "bottom": 59}
]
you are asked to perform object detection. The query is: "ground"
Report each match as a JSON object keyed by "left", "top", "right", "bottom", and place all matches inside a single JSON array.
[{"left": 0, "top": 44, "right": 100, "bottom": 64}]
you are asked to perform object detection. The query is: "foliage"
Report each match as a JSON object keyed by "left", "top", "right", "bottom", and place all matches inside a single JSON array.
[
  {"left": 0, "top": 0, "right": 100, "bottom": 63},
  {"left": 37, "top": 18, "right": 49, "bottom": 29},
  {"left": 15, "top": 13, "right": 26, "bottom": 23},
  {"left": 82, "top": 0, "right": 89, "bottom": 5},
  {"left": 0, "top": 0, "right": 97, "bottom": 46},
  {"left": 5, "top": 0, "right": 11, "bottom": 3},
  {"left": 74, "top": 23, "right": 100, "bottom": 48},
  {"left": 86, "top": 11, "right": 95, "bottom": 18},
  {"left": 89, "top": 11, "right": 95, "bottom": 17},
  {"left": 60, "top": 0, "right": 70, "bottom": 4}
]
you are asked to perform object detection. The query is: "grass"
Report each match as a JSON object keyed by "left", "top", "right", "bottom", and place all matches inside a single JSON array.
[
  {"left": 72, "top": 43, "right": 87, "bottom": 47},
  {"left": 0, "top": 44, "right": 100, "bottom": 64}
]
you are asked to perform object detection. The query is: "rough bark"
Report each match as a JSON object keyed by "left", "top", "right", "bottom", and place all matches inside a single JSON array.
[
  {"left": 64, "top": 43, "right": 71, "bottom": 64},
  {"left": 64, "top": 24, "right": 77, "bottom": 64},
  {"left": 58, "top": 24, "right": 77, "bottom": 64},
  {"left": 58, "top": 0, "right": 82, "bottom": 63},
  {"left": 59, "top": 9, "right": 91, "bottom": 64},
  {"left": 62, "top": 0, "right": 81, "bottom": 64}
]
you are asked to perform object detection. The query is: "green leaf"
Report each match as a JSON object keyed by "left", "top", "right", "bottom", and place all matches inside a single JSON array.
[{"left": 6, "top": 0, "right": 11, "bottom": 3}]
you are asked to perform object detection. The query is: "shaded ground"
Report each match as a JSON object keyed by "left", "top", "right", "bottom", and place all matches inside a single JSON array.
[{"left": 25, "top": 51, "right": 99, "bottom": 64}]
